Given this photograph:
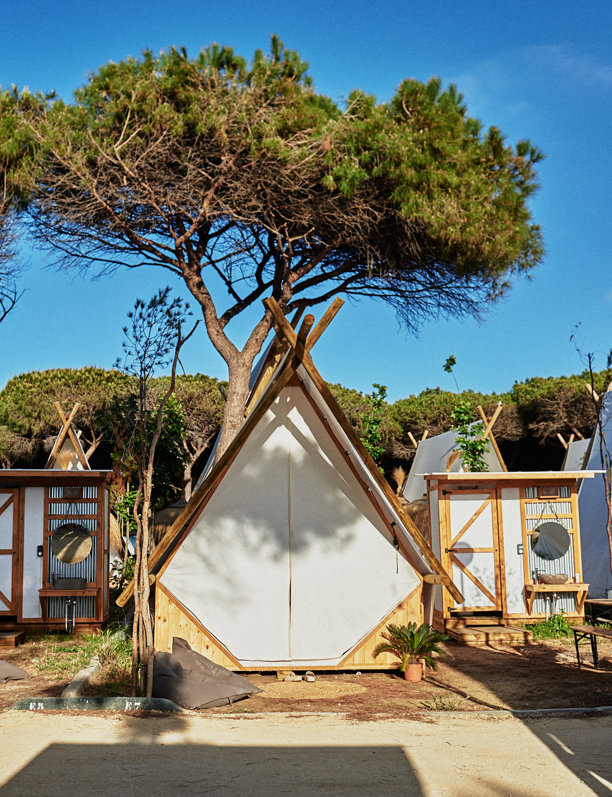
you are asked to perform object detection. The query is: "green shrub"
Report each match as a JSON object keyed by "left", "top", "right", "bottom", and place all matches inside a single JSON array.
[{"left": 528, "top": 612, "right": 572, "bottom": 639}]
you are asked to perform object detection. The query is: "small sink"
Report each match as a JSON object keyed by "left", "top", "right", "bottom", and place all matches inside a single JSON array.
[{"left": 52, "top": 577, "right": 87, "bottom": 590}]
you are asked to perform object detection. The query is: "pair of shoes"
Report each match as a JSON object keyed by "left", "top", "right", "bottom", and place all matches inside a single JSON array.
[
  {"left": 304, "top": 671, "right": 316, "bottom": 682},
  {"left": 284, "top": 672, "right": 302, "bottom": 682}
]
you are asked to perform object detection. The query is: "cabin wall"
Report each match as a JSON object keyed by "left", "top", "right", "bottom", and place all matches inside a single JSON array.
[
  {"left": 21, "top": 487, "right": 44, "bottom": 619},
  {"left": 0, "top": 476, "right": 109, "bottom": 630},
  {"left": 500, "top": 487, "right": 525, "bottom": 615},
  {"left": 103, "top": 487, "right": 109, "bottom": 619},
  {"left": 427, "top": 477, "right": 587, "bottom": 624}
]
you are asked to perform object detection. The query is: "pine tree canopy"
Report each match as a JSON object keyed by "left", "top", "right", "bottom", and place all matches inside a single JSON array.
[
  {"left": 7, "top": 37, "right": 543, "bottom": 328},
  {"left": 1, "top": 37, "right": 544, "bottom": 454}
]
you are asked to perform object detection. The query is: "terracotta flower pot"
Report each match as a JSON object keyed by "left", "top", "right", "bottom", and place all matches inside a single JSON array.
[{"left": 403, "top": 662, "right": 422, "bottom": 682}]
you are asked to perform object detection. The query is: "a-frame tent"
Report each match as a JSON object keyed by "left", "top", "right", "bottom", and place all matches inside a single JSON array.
[
  {"left": 118, "top": 299, "right": 462, "bottom": 670},
  {"left": 45, "top": 403, "right": 90, "bottom": 471},
  {"left": 577, "top": 384, "right": 612, "bottom": 598}
]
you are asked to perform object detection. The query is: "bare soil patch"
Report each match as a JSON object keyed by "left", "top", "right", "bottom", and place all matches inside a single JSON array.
[
  {"left": 0, "top": 639, "right": 72, "bottom": 710},
  {"left": 2, "top": 635, "right": 611, "bottom": 717}
]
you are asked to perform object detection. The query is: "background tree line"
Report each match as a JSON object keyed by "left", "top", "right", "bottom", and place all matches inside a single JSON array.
[{"left": 0, "top": 363, "right": 609, "bottom": 506}]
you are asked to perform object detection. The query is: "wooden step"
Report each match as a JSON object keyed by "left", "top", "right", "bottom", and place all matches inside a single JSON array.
[
  {"left": 446, "top": 625, "right": 533, "bottom": 647},
  {"left": 0, "top": 631, "right": 25, "bottom": 648},
  {"left": 447, "top": 616, "right": 504, "bottom": 629}
]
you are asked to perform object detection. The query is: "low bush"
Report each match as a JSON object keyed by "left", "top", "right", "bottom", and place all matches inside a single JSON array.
[{"left": 528, "top": 612, "right": 572, "bottom": 639}]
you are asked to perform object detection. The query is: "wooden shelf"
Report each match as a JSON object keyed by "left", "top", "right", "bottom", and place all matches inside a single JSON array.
[
  {"left": 38, "top": 587, "right": 99, "bottom": 597},
  {"left": 38, "top": 587, "right": 100, "bottom": 623},
  {"left": 524, "top": 583, "right": 589, "bottom": 615}
]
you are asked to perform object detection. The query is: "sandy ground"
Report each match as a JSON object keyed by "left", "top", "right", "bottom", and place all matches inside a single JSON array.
[
  {"left": 3, "top": 636, "right": 612, "bottom": 715},
  {"left": 1, "top": 711, "right": 612, "bottom": 796}
]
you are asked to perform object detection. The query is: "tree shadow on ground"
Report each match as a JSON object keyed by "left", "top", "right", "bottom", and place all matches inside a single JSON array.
[
  {"left": 436, "top": 640, "right": 612, "bottom": 793},
  {"left": 1, "top": 741, "right": 424, "bottom": 796}
]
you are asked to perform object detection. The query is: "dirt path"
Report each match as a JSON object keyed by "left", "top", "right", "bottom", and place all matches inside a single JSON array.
[
  {"left": 1, "top": 711, "right": 611, "bottom": 795},
  {"left": 3, "top": 636, "right": 612, "bottom": 715}
]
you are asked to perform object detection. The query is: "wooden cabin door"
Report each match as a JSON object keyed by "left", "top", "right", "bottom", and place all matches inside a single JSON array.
[
  {"left": 442, "top": 489, "right": 502, "bottom": 614},
  {"left": 0, "top": 489, "right": 18, "bottom": 615}
]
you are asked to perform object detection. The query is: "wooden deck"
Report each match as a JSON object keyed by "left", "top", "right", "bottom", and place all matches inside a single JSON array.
[
  {"left": 0, "top": 630, "right": 25, "bottom": 648},
  {"left": 446, "top": 624, "right": 533, "bottom": 646}
]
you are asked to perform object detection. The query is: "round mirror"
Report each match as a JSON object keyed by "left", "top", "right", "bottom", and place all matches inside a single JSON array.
[
  {"left": 530, "top": 521, "right": 570, "bottom": 561},
  {"left": 51, "top": 522, "right": 92, "bottom": 564}
]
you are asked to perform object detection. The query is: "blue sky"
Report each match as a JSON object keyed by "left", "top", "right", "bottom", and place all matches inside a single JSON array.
[{"left": 1, "top": 1, "right": 610, "bottom": 401}]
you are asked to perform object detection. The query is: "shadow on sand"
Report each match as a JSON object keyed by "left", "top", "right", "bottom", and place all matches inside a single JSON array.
[
  {"left": 435, "top": 640, "right": 612, "bottom": 793},
  {"left": 1, "top": 740, "right": 423, "bottom": 796}
]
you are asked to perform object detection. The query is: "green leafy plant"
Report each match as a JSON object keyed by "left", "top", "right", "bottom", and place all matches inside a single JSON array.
[
  {"left": 360, "top": 383, "right": 388, "bottom": 468},
  {"left": 528, "top": 611, "right": 572, "bottom": 639},
  {"left": 451, "top": 400, "right": 490, "bottom": 472},
  {"left": 442, "top": 355, "right": 456, "bottom": 374},
  {"left": 373, "top": 622, "right": 448, "bottom": 672}
]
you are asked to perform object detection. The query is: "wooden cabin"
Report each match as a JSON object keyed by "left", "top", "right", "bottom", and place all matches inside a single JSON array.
[
  {"left": 424, "top": 471, "right": 594, "bottom": 643},
  {"left": 119, "top": 299, "right": 462, "bottom": 670},
  {"left": 0, "top": 470, "right": 110, "bottom": 634}
]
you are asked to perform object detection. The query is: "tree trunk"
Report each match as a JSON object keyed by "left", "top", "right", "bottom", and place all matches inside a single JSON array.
[
  {"left": 181, "top": 273, "right": 275, "bottom": 462},
  {"left": 182, "top": 455, "right": 193, "bottom": 503},
  {"left": 215, "top": 355, "right": 255, "bottom": 461}
]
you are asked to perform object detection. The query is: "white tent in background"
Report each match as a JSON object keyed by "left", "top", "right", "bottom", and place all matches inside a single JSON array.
[
  {"left": 562, "top": 437, "right": 591, "bottom": 472},
  {"left": 578, "top": 386, "right": 612, "bottom": 598},
  {"left": 118, "top": 298, "right": 461, "bottom": 670},
  {"left": 45, "top": 403, "right": 90, "bottom": 471},
  {"left": 403, "top": 412, "right": 505, "bottom": 503}
]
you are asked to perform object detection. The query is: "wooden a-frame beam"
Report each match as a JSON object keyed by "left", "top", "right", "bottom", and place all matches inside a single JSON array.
[
  {"left": 55, "top": 402, "right": 89, "bottom": 469},
  {"left": 476, "top": 403, "right": 507, "bottom": 472},
  {"left": 46, "top": 402, "right": 89, "bottom": 469}
]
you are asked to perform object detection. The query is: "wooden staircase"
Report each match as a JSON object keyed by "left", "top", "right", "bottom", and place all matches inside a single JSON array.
[
  {"left": 445, "top": 622, "right": 533, "bottom": 647},
  {"left": 0, "top": 630, "right": 25, "bottom": 648}
]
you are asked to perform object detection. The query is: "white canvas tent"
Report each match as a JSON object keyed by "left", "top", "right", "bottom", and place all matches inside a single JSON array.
[
  {"left": 119, "top": 299, "right": 461, "bottom": 669},
  {"left": 577, "top": 386, "right": 612, "bottom": 598},
  {"left": 562, "top": 437, "right": 591, "bottom": 472},
  {"left": 403, "top": 422, "right": 505, "bottom": 503},
  {"left": 45, "top": 403, "right": 90, "bottom": 471}
]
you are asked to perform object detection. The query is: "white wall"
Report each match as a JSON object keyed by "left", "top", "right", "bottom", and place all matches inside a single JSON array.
[
  {"left": 500, "top": 487, "right": 526, "bottom": 614},
  {"left": 580, "top": 392, "right": 612, "bottom": 597},
  {"left": 0, "top": 493, "right": 14, "bottom": 610},
  {"left": 22, "top": 487, "right": 44, "bottom": 619}
]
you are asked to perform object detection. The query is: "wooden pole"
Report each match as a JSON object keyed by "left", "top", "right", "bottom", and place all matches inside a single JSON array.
[{"left": 295, "top": 314, "right": 315, "bottom": 362}]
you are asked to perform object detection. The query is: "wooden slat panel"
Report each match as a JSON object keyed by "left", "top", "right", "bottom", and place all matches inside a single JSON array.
[
  {"left": 155, "top": 584, "right": 239, "bottom": 669},
  {"left": 155, "top": 584, "right": 424, "bottom": 671},
  {"left": 340, "top": 587, "right": 423, "bottom": 668}
]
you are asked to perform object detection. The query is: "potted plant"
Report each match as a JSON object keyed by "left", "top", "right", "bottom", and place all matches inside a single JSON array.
[{"left": 373, "top": 622, "right": 448, "bottom": 681}]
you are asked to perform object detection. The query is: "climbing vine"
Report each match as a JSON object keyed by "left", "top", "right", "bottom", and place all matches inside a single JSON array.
[
  {"left": 360, "top": 383, "right": 388, "bottom": 468},
  {"left": 451, "top": 401, "right": 489, "bottom": 472}
]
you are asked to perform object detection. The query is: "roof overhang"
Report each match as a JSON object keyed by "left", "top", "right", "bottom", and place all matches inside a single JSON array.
[
  {"left": 0, "top": 470, "right": 111, "bottom": 487},
  {"left": 426, "top": 471, "right": 598, "bottom": 483}
]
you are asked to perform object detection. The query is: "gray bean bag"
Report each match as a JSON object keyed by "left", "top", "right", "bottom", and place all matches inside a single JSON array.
[
  {"left": 153, "top": 637, "right": 262, "bottom": 710},
  {"left": 0, "top": 660, "right": 28, "bottom": 683}
]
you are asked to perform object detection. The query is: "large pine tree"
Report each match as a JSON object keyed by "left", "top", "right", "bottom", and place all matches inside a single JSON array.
[{"left": 8, "top": 38, "right": 543, "bottom": 456}]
